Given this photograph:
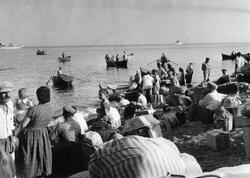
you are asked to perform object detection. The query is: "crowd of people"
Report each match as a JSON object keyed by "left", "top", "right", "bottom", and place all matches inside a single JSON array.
[{"left": 1, "top": 52, "right": 249, "bottom": 178}]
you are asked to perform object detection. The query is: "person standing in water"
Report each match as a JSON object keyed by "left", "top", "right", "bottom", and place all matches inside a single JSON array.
[
  {"left": 185, "top": 62, "right": 193, "bottom": 85},
  {"left": 201, "top": 57, "right": 211, "bottom": 82}
]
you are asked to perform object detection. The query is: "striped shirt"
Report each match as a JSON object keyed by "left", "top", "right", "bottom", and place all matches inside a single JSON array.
[{"left": 88, "top": 135, "right": 186, "bottom": 178}]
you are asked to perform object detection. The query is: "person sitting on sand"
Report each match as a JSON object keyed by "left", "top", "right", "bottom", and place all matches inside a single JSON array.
[
  {"left": 216, "top": 69, "right": 231, "bottom": 85},
  {"left": 134, "top": 91, "right": 148, "bottom": 109},
  {"left": 98, "top": 99, "right": 121, "bottom": 129},
  {"left": 187, "top": 82, "right": 226, "bottom": 124},
  {"left": 15, "top": 88, "right": 34, "bottom": 125}
]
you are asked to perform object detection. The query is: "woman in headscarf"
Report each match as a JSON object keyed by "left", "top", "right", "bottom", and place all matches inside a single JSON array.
[{"left": 16, "top": 86, "right": 53, "bottom": 178}]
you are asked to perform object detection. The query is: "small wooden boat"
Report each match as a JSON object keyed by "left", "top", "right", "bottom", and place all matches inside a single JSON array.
[
  {"left": 52, "top": 74, "right": 73, "bottom": 88},
  {"left": 57, "top": 56, "right": 71, "bottom": 62},
  {"left": 36, "top": 50, "right": 46, "bottom": 55},
  {"left": 106, "top": 59, "right": 128, "bottom": 68},
  {"left": 221, "top": 53, "right": 236, "bottom": 60}
]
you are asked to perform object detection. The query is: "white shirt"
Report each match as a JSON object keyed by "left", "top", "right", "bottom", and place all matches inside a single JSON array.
[
  {"left": 142, "top": 74, "right": 154, "bottom": 89},
  {"left": 0, "top": 101, "right": 14, "bottom": 139},
  {"left": 106, "top": 107, "right": 121, "bottom": 129},
  {"left": 138, "top": 94, "right": 148, "bottom": 109},
  {"left": 235, "top": 56, "right": 246, "bottom": 73},
  {"left": 73, "top": 111, "right": 88, "bottom": 135},
  {"left": 199, "top": 90, "right": 226, "bottom": 111}
]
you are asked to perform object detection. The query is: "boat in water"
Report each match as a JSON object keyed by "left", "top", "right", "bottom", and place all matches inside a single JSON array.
[
  {"left": 106, "top": 59, "right": 128, "bottom": 68},
  {"left": 221, "top": 53, "right": 236, "bottom": 60},
  {"left": 36, "top": 50, "right": 46, "bottom": 55},
  {"left": 57, "top": 56, "right": 71, "bottom": 62},
  {"left": 52, "top": 74, "right": 74, "bottom": 88},
  {"left": 0, "top": 43, "right": 23, "bottom": 49},
  {"left": 175, "top": 40, "right": 183, "bottom": 45}
]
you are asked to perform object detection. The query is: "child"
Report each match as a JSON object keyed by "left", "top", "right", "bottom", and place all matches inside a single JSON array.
[{"left": 15, "top": 88, "right": 34, "bottom": 125}]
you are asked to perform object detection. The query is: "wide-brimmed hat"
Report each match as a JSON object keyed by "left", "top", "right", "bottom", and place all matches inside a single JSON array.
[{"left": 0, "top": 81, "right": 13, "bottom": 93}]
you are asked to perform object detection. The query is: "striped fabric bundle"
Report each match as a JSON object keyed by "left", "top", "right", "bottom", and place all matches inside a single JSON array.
[{"left": 88, "top": 135, "right": 186, "bottom": 178}]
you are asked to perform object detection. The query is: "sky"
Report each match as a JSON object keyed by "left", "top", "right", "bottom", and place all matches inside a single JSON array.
[{"left": 1, "top": 0, "right": 250, "bottom": 46}]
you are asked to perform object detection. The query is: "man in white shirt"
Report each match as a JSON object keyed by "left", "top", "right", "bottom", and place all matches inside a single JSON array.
[
  {"left": 235, "top": 52, "right": 247, "bottom": 74},
  {"left": 199, "top": 82, "right": 226, "bottom": 111},
  {"left": 142, "top": 71, "right": 154, "bottom": 103},
  {"left": 102, "top": 99, "right": 121, "bottom": 129},
  {"left": 187, "top": 82, "right": 226, "bottom": 124},
  {"left": 0, "top": 81, "right": 15, "bottom": 177}
]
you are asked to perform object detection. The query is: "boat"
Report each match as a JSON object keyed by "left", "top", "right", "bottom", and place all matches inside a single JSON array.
[
  {"left": 57, "top": 56, "right": 71, "bottom": 62},
  {"left": 175, "top": 40, "right": 183, "bottom": 45},
  {"left": 52, "top": 74, "right": 74, "bottom": 88},
  {"left": 0, "top": 46, "right": 23, "bottom": 50},
  {"left": 221, "top": 53, "right": 236, "bottom": 60},
  {"left": 36, "top": 50, "right": 46, "bottom": 55},
  {"left": 106, "top": 59, "right": 128, "bottom": 68}
]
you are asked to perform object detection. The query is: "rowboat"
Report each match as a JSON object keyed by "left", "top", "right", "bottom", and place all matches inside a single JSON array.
[
  {"left": 221, "top": 53, "right": 236, "bottom": 60},
  {"left": 0, "top": 46, "right": 23, "bottom": 50},
  {"left": 36, "top": 50, "right": 46, "bottom": 55},
  {"left": 106, "top": 59, "right": 128, "bottom": 68},
  {"left": 52, "top": 74, "right": 74, "bottom": 88},
  {"left": 57, "top": 56, "right": 71, "bottom": 62}
]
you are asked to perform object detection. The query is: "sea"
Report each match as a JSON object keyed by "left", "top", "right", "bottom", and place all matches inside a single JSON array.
[{"left": 1, "top": 42, "right": 250, "bottom": 114}]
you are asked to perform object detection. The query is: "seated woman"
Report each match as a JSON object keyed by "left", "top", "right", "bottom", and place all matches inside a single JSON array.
[{"left": 216, "top": 69, "right": 231, "bottom": 85}]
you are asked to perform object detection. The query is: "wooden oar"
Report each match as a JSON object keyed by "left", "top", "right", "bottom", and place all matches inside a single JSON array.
[
  {"left": 147, "top": 58, "right": 161, "bottom": 66},
  {"left": 46, "top": 77, "right": 52, "bottom": 85}
]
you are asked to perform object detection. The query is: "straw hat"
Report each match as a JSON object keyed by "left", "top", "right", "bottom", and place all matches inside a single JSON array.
[{"left": 0, "top": 81, "right": 13, "bottom": 93}]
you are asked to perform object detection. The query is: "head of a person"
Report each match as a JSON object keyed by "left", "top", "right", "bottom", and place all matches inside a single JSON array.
[
  {"left": 167, "top": 63, "right": 173, "bottom": 69},
  {"left": 179, "top": 67, "right": 184, "bottom": 73},
  {"left": 18, "top": 88, "right": 28, "bottom": 100},
  {"left": 207, "top": 82, "right": 217, "bottom": 93},
  {"left": 157, "top": 62, "right": 161, "bottom": 68},
  {"left": 205, "top": 57, "right": 210, "bottom": 63},
  {"left": 0, "top": 81, "right": 13, "bottom": 104},
  {"left": 63, "top": 105, "right": 77, "bottom": 118},
  {"left": 222, "top": 69, "right": 227, "bottom": 75},
  {"left": 36, "top": 86, "right": 50, "bottom": 104},
  {"left": 124, "top": 103, "right": 137, "bottom": 119},
  {"left": 59, "top": 67, "right": 62, "bottom": 70},
  {"left": 151, "top": 69, "right": 158, "bottom": 75},
  {"left": 167, "top": 70, "right": 174, "bottom": 77},
  {"left": 189, "top": 62, "right": 193, "bottom": 65},
  {"left": 237, "top": 52, "right": 241, "bottom": 57}
]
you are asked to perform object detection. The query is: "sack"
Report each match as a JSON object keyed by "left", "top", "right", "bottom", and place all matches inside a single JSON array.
[{"left": 214, "top": 106, "right": 233, "bottom": 131}]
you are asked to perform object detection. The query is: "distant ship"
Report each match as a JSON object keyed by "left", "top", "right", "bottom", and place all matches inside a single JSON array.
[
  {"left": 0, "top": 43, "right": 24, "bottom": 49},
  {"left": 175, "top": 40, "right": 183, "bottom": 45}
]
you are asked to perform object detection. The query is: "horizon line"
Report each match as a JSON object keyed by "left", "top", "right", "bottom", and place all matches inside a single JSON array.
[{"left": 25, "top": 41, "right": 250, "bottom": 48}]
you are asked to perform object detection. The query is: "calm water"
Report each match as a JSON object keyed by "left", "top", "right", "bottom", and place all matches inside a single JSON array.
[{"left": 0, "top": 43, "right": 249, "bottom": 114}]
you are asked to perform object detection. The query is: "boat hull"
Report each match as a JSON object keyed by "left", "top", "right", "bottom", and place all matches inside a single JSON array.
[
  {"left": 36, "top": 51, "right": 46, "bottom": 55},
  {"left": 52, "top": 75, "right": 73, "bottom": 88},
  {"left": 221, "top": 53, "right": 236, "bottom": 60},
  {"left": 106, "top": 60, "right": 128, "bottom": 68},
  {"left": 58, "top": 56, "right": 71, "bottom": 62},
  {"left": 0, "top": 46, "right": 23, "bottom": 50}
]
